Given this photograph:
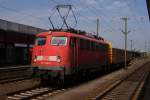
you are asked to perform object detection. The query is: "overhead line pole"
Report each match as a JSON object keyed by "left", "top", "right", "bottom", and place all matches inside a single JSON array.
[
  {"left": 131, "top": 40, "right": 133, "bottom": 59},
  {"left": 96, "top": 18, "right": 99, "bottom": 37},
  {"left": 121, "top": 17, "right": 130, "bottom": 69},
  {"left": 145, "top": 41, "right": 147, "bottom": 53}
]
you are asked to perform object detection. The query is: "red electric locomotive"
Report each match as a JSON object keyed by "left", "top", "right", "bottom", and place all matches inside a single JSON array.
[{"left": 32, "top": 30, "right": 112, "bottom": 82}]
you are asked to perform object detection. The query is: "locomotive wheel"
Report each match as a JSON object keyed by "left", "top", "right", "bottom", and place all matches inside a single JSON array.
[
  {"left": 56, "top": 78, "right": 64, "bottom": 87},
  {"left": 56, "top": 71, "right": 65, "bottom": 87}
]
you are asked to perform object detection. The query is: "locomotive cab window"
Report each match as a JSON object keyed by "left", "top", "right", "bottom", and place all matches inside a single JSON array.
[
  {"left": 51, "top": 37, "right": 67, "bottom": 46},
  {"left": 35, "top": 37, "right": 46, "bottom": 46}
]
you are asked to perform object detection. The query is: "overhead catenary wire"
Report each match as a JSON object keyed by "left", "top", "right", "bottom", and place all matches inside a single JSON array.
[
  {"left": 124, "top": 0, "right": 145, "bottom": 32},
  {"left": 67, "top": 0, "right": 108, "bottom": 33},
  {"left": 124, "top": 0, "right": 147, "bottom": 50},
  {"left": 80, "top": 0, "right": 118, "bottom": 33},
  {"left": 0, "top": 0, "right": 147, "bottom": 36}
]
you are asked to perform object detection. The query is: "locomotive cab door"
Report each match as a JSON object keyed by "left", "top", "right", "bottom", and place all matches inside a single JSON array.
[{"left": 70, "top": 37, "right": 78, "bottom": 70}]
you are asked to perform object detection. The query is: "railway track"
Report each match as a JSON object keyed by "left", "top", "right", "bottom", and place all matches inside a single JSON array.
[
  {"left": 0, "top": 66, "right": 69, "bottom": 100},
  {"left": 0, "top": 66, "right": 33, "bottom": 84},
  {"left": 7, "top": 86, "right": 68, "bottom": 100},
  {"left": 93, "top": 61, "right": 150, "bottom": 100},
  {"left": 2, "top": 59, "right": 149, "bottom": 100}
]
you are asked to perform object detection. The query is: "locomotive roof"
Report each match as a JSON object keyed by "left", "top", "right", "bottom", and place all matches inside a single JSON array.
[{"left": 36, "top": 31, "right": 110, "bottom": 44}]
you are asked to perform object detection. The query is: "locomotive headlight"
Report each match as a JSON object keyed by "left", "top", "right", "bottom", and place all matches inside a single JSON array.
[
  {"left": 34, "top": 59, "right": 37, "bottom": 62},
  {"left": 48, "top": 56, "right": 61, "bottom": 62},
  {"left": 33, "top": 56, "right": 37, "bottom": 62}
]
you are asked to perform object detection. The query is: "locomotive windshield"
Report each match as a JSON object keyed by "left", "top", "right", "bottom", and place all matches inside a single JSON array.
[
  {"left": 35, "top": 37, "right": 46, "bottom": 46},
  {"left": 51, "top": 37, "right": 67, "bottom": 46}
]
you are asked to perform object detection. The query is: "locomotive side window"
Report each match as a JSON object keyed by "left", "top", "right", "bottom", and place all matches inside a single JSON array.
[
  {"left": 51, "top": 37, "right": 67, "bottom": 46},
  {"left": 91, "top": 41, "right": 95, "bottom": 51},
  {"left": 84, "top": 40, "right": 87, "bottom": 49},
  {"left": 35, "top": 37, "right": 46, "bottom": 46},
  {"left": 70, "top": 38, "right": 73, "bottom": 46},
  {"left": 70, "top": 37, "right": 76, "bottom": 47},
  {"left": 79, "top": 39, "right": 84, "bottom": 49},
  {"left": 96, "top": 42, "right": 99, "bottom": 51},
  {"left": 87, "top": 40, "right": 90, "bottom": 50}
]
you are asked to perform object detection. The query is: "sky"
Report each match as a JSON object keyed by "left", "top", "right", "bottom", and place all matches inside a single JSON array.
[{"left": 0, "top": 0, "right": 149, "bottom": 52}]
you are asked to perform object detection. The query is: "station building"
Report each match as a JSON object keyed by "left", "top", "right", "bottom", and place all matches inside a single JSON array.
[{"left": 0, "top": 19, "right": 46, "bottom": 66}]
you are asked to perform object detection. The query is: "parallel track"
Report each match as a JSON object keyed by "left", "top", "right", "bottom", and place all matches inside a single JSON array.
[
  {"left": 93, "top": 62, "right": 150, "bottom": 100},
  {"left": 0, "top": 66, "right": 33, "bottom": 84},
  {"left": 7, "top": 87, "right": 68, "bottom": 100}
]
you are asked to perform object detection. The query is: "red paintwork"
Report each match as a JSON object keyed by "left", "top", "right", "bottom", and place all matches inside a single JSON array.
[{"left": 32, "top": 31, "right": 110, "bottom": 75}]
